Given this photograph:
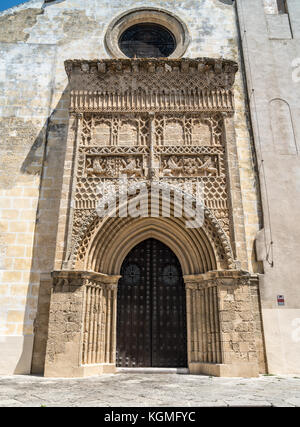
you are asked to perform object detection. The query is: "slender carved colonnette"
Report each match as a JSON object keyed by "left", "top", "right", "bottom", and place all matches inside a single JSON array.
[
  {"left": 185, "top": 280, "right": 222, "bottom": 364},
  {"left": 82, "top": 278, "right": 118, "bottom": 365},
  {"left": 70, "top": 89, "right": 234, "bottom": 113}
]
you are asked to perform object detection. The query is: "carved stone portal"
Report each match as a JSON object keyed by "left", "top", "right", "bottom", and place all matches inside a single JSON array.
[{"left": 39, "top": 58, "right": 266, "bottom": 378}]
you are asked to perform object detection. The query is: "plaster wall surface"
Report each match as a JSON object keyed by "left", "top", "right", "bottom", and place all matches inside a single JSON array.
[
  {"left": 237, "top": 0, "right": 300, "bottom": 374},
  {"left": 0, "top": 0, "right": 260, "bottom": 374}
]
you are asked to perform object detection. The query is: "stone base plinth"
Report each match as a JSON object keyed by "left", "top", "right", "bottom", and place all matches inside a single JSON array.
[
  {"left": 44, "top": 363, "right": 116, "bottom": 378},
  {"left": 189, "top": 362, "right": 259, "bottom": 378},
  {"left": 82, "top": 363, "right": 116, "bottom": 377}
]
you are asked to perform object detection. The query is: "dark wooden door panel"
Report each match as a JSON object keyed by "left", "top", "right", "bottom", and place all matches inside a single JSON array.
[
  {"left": 116, "top": 241, "right": 151, "bottom": 367},
  {"left": 116, "top": 239, "right": 187, "bottom": 368}
]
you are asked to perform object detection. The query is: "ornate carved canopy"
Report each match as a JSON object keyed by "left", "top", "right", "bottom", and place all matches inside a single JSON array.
[{"left": 62, "top": 57, "right": 242, "bottom": 274}]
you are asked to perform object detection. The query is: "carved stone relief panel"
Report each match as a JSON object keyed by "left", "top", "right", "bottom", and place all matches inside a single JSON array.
[
  {"left": 192, "top": 122, "right": 211, "bottom": 145},
  {"left": 161, "top": 154, "right": 219, "bottom": 177},
  {"left": 92, "top": 120, "right": 111, "bottom": 145},
  {"left": 86, "top": 155, "right": 144, "bottom": 178},
  {"left": 63, "top": 59, "right": 239, "bottom": 267},
  {"left": 164, "top": 121, "right": 184, "bottom": 145}
]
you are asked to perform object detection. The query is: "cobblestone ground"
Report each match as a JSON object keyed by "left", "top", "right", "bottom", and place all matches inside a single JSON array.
[{"left": 1, "top": 374, "right": 300, "bottom": 407}]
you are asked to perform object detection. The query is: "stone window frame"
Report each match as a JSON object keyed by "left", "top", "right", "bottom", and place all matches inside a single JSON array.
[{"left": 105, "top": 7, "right": 190, "bottom": 59}]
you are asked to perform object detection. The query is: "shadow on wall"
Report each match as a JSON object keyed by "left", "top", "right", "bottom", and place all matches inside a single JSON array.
[{"left": 15, "top": 86, "right": 71, "bottom": 375}]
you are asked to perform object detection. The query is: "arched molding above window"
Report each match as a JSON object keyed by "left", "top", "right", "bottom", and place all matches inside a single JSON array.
[
  {"left": 105, "top": 7, "right": 190, "bottom": 59},
  {"left": 269, "top": 98, "right": 298, "bottom": 155}
]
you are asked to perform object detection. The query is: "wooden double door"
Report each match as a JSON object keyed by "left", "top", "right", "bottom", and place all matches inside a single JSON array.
[{"left": 116, "top": 238, "right": 187, "bottom": 368}]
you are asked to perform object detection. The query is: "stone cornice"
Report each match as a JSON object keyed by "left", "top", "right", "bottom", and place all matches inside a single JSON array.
[
  {"left": 65, "top": 57, "right": 238, "bottom": 80},
  {"left": 65, "top": 58, "right": 238, "bottom": 113}
]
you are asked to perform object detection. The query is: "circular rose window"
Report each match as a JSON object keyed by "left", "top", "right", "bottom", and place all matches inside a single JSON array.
[
  {"left": 105, "top": 8, "right": 190, "bottom": 59},
  {"left": 119, "top": 23, "right": 176, "bottom": 58}
]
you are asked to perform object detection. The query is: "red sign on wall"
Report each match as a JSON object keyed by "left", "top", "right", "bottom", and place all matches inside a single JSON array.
[{"left": 277, "top": 295, "right": 285, "bottom": 306}]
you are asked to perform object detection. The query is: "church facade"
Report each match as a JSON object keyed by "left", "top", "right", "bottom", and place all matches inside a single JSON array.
[{"left": 0, "top": 0, "right": 299, "bottom": 377}]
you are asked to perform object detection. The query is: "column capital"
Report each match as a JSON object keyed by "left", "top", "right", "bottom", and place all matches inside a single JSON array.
[
  {"left": 184, "top": 270, "right": 254, "bottom": 288},
  {"left": 52, "top": 270, "right": 121, "bottom": 286}
]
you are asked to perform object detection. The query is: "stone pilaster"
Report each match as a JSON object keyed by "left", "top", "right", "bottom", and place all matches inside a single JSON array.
[
  {"left": 184, "top": 270, "right": 264, "bottom": 377},
  {"left": 44, "top": 270, "right": 120, "bottom": 378}
]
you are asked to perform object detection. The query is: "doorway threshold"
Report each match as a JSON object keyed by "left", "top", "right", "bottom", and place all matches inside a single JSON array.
[{"left": 116, "top": 367, "right": 189, "bottom": 374}]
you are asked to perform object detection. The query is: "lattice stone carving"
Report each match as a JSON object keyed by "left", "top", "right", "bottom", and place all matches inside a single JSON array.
[
  {"left": 82, "top": 113, "right": 149, "bottom": 146},
  {"left": 153, "top": 114, "right": 223, "bottom": 146},
  {"left": 66, "top": 59, "right": 237, "bottom": 114}
]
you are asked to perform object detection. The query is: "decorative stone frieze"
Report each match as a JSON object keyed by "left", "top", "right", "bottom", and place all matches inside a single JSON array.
[{"left": 65, "top": 58, "right": 237, "bottom": 114}]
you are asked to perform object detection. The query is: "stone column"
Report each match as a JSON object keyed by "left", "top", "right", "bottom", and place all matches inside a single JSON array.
[
  {"left": 44, "top": 271, "right": 120, "bottom": 378},
  {"left": 184, "top": 270, "right": 263, "bottom": 377}
]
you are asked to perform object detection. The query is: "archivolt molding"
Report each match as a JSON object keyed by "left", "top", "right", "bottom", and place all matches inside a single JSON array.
[{"left": 72, "top": 197, "right": 235, "bottom": 275}]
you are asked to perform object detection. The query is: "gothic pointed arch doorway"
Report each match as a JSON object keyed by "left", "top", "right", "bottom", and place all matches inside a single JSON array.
[{"left": 116, "top": 238, "right": 187, "bottom": 368}]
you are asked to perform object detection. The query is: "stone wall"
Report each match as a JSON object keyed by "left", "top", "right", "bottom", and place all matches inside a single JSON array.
[{"left": 0, "top": 41, "right": 57, "bottom": 374}]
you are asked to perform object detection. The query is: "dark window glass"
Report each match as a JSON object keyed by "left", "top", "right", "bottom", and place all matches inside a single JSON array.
[{"left": 119, "top": 23, "right": 176, "bottom": 58}]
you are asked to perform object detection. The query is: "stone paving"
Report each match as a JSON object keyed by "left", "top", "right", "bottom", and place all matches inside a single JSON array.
[{"left": 0, "top": 373, "right": 300, "bottom": 407}]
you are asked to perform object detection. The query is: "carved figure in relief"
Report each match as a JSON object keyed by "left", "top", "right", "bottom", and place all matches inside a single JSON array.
[
  {"left": 162, "top": 156, "right": 183, "bottom": 176},
  {"left": 86, "top": 157, "right": 115, "bottom": 177},
  {"left": 184, "top": 157, "right": 198, "bottom": 175},
  {"left": 161, "top": 155, "right": 218, "bottom": 177},
  {"left": 197, "top": 156, "right": 218, "bottom": 176},
  {"left": 120, "top": 157, "right": 143, "bottom": 177},
  {"left": 86, "top": 157, "right": 107, "bottom": 176}
]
